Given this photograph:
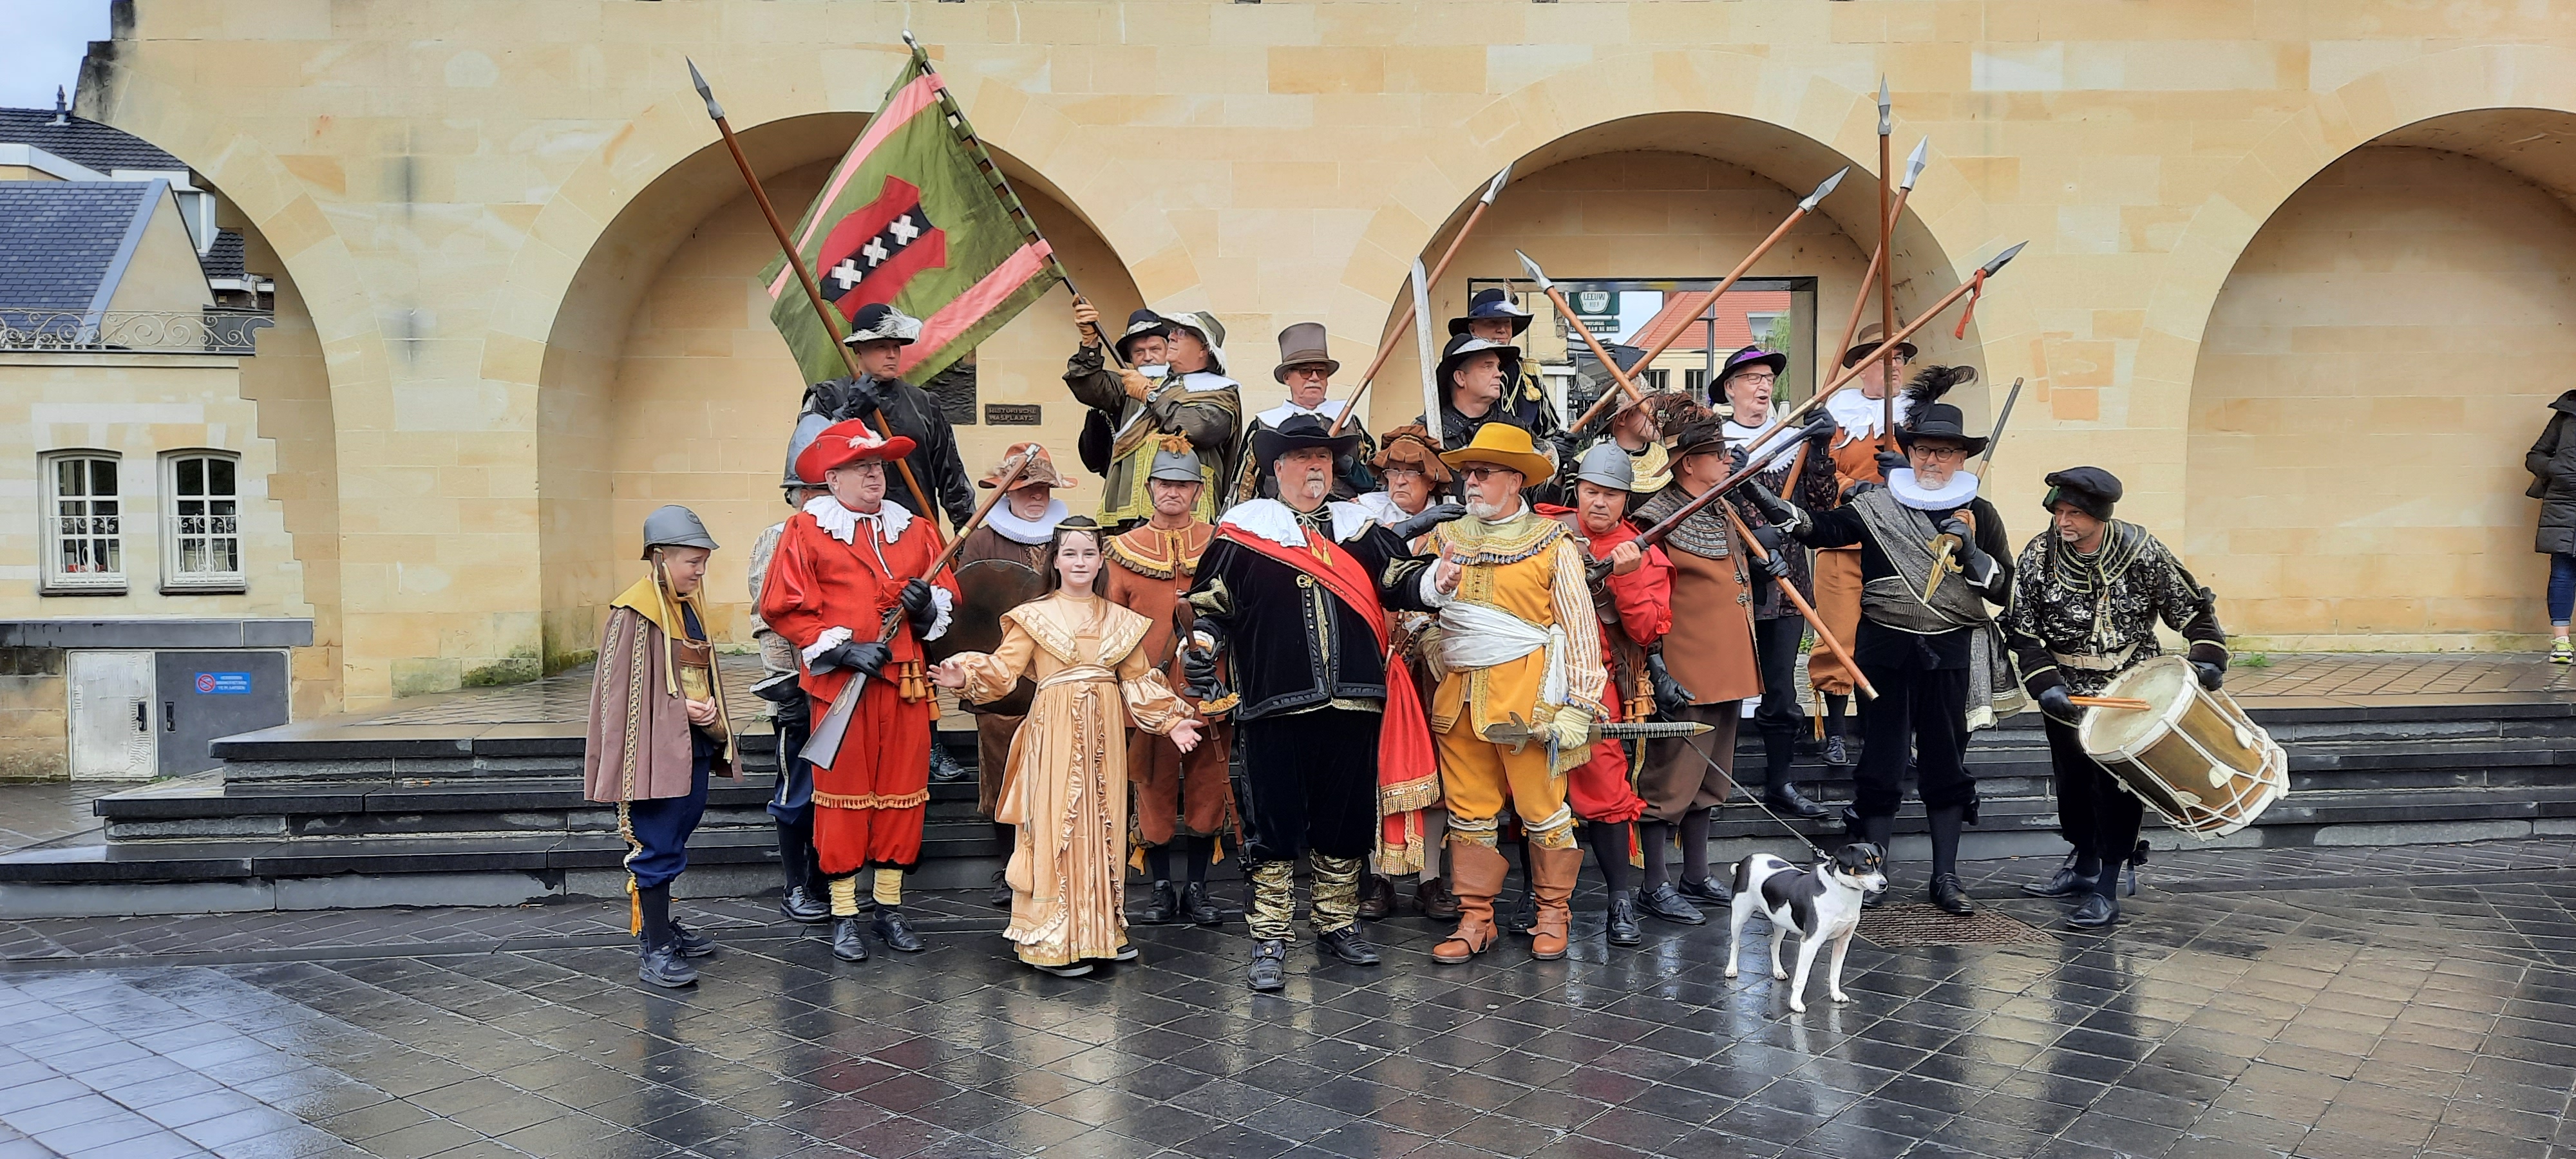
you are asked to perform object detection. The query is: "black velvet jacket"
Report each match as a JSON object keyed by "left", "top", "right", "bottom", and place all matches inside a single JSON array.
[
  {"left": 1789, "top": 491, "right": 2013, "bottom": 672},
  {"left": 803, "top": 375, "right": 976, "bottom": 529},
  {"left": 1187, "top": 504, "right": 1435, "bottom": 721}
]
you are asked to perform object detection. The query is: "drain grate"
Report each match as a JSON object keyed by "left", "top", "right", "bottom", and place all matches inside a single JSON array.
[{"left": 1857, "top": 903, "right": 2056, "bottom": 948}]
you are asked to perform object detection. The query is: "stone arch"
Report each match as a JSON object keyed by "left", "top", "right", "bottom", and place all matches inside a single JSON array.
[
  {"left": 526, "top": 109, "right": 1147, "bottom": 667},
  {"left": 2185, "top": 108, "right": 2576, "bottom": 652}
]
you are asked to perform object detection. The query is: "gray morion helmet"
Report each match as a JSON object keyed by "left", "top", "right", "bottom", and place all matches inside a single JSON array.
[
  {"left": 782, "top": 411, "right": 833, "bottom": 491},
  {"left": 641, "top": 505, "right": 719, "bottom": 558},
  {"left": 1148, "top": 444, "right": 1204, "bottom": 483},
  {"left": 1573, "top": 442, "right": 1634, "bottom": 492}
]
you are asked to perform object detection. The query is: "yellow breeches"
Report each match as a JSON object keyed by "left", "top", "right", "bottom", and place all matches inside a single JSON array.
[{"left": 1435, "top": 720, "right": 1577, "bottom": 849}]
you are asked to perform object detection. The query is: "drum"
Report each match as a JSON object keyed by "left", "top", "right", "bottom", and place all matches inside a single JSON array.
[{"left": 2076, "top": 655, "right": 2286, "bottom": 838}]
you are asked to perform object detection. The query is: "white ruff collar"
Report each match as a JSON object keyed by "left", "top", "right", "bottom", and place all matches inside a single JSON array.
[
  {"left": 1179, "top": 370, "right": 1240, "bottom": 395},
  {"left": 1888, "top": 468, "right": 1980, "bottom": 511},
  {"left": 1219, "top": 497, "right": 1372, "bottom": 548},
  {"left": 1724, "top": 419, "right": 1794, "bottom": 475},
  {"left": 1349, "top": 490, "right": 1410, "bottom": 528},
  {"left": 1257, "top": 397, "right": 1348, "bottom": 428},
  {"left": 1826, "top": 387, "right": 1910, "bottom": 439},
  {"left": 804, "top": 495, "right": 914, "bottom": 545},
  {"left": 984, "top": 498, "right": 1067, "bottom": 545}
]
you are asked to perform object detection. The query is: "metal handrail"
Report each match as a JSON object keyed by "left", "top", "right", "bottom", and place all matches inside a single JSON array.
[{"left": 0, "top": 308, "right": 274, "bottom": 355}]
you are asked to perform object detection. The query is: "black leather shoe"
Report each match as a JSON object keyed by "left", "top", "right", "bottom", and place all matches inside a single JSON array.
[
  {"left": 830, "top": 916, "right": 870, "bottom": 962},
  {"left": 1606, "top": 895, "right": 1642, "bottom": 947},
  {"left": 1929, "top": 873, "right": 1975, "bottom": 916},
  {"left": 1823, "top": 735, "right": 1850, "bottom": 766},
  {"left": 780, "top": 885, "right": 831, "bottom": 924},
  {"left": 668, "top": 922, "right": 715, "bottom": 959},
  {"left": 2067, "top": 892, "right": 2119, "bottom": 929},
  {"left": 928, "top": 745, "right": 972, "bottom": 784},
  {"left": 1763, "top": 782, "right": 1830, "bottom": 820},
  {"left": 1179, "top": 881, "right": 1223, "bottom": 925},
  {"left": 873, "top": 909, "right": 926, "bottom": 953},
  {"left": 1141, "top": 881, "right": 1177, "bottom": 925},
  {"left": 638, "top": 943, "right": 698, "bottom": 988},
  {"left": 988, "top": 870, "right": 1012, "bottom": 909},
  {"left": 1317, "top": 927, "right": 1381, "bottom": 966},
  {"left": 1676, "top": 876, "right": 1733, "bottom": 905},
  {"left": 2022, "top": 864, "right": 2099, "bottom": 899},
  {"left": 1506, "top": 886, "right": 1537, "bottom": 935},
  {"left": 1247, "top": 939, "right": 1287, "bottom": 992},
  {"left": 1636, "top": 883, "right": 1705, "bottom": 925}
]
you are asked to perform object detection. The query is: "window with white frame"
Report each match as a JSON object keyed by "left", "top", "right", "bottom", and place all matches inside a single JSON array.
[
  {"left": 163, "top": 452, "right": 243, "bottom": 589},
  {"left": 43, "top": 453, "right": 124, "bottom": 592}
]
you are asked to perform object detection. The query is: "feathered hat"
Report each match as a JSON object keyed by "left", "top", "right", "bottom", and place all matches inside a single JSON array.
[{"left": 1893, "top": 365, "right": 1986, "bottom": 456}]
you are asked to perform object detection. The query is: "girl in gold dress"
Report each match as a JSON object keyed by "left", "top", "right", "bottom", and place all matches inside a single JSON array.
[{"left": 930, "top": 518, "right": 1204, "bottom": 977}]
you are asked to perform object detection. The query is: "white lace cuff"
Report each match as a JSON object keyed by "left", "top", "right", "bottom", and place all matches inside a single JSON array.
[
  {"left": 922, "top": 587, "right": 954, "bottom": 642},
  {"left": 800, "top": 625, "right": 853, "bottom": 668}
]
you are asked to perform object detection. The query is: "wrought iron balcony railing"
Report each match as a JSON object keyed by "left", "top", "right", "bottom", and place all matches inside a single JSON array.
[{"left": 0, "top": 308, "right": 275, "bottom": 355}]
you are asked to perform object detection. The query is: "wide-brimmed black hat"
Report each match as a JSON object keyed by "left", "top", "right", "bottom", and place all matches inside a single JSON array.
[
  {"left": 1436, "top": 334, "right": 1521, "bottom": 395},
  {"left": 1113, "top": 308, "right": 1171, "bottom": 363},
  {"left": 1448, "top": 287, "right": 1533, "bottom": 337},
  {"left": 1253, "top": 413, "right": 1362, "bottom": 474},
  {"left": 1668, "top": 419, "right": 1730, "bottom": 461},
  {"left": 2041, "top": 466, "right": 2121, "bottom": 519},
  {"left": 1711, "top": 345, "right": 1788, "bottom": 397},
  {"left": 1893, "top": 365, "right": 1987, "bottom": 455}
]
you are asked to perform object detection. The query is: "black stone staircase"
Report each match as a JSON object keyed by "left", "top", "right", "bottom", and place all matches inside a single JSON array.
[{"left": 3, "top": 695, "right": 2573, "bottom": 917}]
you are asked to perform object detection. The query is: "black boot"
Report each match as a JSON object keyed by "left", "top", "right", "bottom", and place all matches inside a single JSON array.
[
  {"left": 1141, "top": 881, "right": 1177, "bottom": 925},
  {"left": 776, "top": 820, "right": 829, "bottom": 922},
  {"left": 830, "top": 916, "right": 870, "bottom": 962},
  {"left": 2022, "top": 851, "right": 2099, "bottom": 899},
  {"left": 1926, "top": 805, "right": 1971, "bottom": 915},
  {"left": 1504, "top": 841, "right": 1537, "bottom": 934},
  {"left": 1247, "top": 939, "right": 1287, "bottom": 992},
  {"left": 1820, "top": 694, "right": 1852, "bottom": 766},
  {"left": 873, "top": 907, "right": 926, "bottom": 953},
  {"left": 988, "top": 824, "right": 1014, "bottom": 908},
  {"left": 635, "top": 885, "right": 698, "bottom": 988},
  {"left": 1760, "top": 730, "right": 1828, "bottom": 818},
  {"left": 1605, "top": 894, "right": 1642, "bottom": 946},
  {"left": 1179, "top": 881, "right": 1223, "bottom": 925}
]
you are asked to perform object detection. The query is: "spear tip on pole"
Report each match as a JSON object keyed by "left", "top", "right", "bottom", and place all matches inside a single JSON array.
[
  {"left": 1800, "top": 166, "right": 1850, "bottom": 211},
  {"left": 1982, "top": 240, "right": 2029, "bottom": 275},
  {"left": 1901, "top": 137, "right": 1930, "bottom": 189},
  {"left": 1482, "top": 162, "right": 1514, "bottom": 205},
  {"left": 902, "top": 28, "right": 920, "bottom": 51},
  {"left": 686, "top": 57, "right": 723, "bottom": 122},
  {"left": 1877, "top": 75, "right": 1892, "bottom": 133},
  {"left": 1515, "top": 249, "right": 1549, "bottom": 290}
]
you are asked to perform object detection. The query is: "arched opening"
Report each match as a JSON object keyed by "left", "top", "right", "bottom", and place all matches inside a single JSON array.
[
  {"left": 2185, "top": 109, "right": 2576, "bottom": 651},
  {"left": 1363, "top": 111, "right": 1973, "bottom": 435},
  {"left": 535, "top": 113, "right": 1142, "bottom": 669}
]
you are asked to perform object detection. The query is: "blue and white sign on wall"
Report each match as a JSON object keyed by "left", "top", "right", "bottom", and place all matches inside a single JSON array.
[{"left": 194, "top": 672, "right": 252, "bottom": 695}]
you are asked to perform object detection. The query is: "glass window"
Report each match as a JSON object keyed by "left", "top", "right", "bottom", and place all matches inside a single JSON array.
[
  {"left": 164, "top": 452, "right": 243, "bottom": 587},
  {"left": 44, "top": 454, "right": 124, "bottom": 590}
]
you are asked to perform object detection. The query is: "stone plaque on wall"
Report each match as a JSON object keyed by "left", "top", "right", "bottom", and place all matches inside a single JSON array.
[{"left": 985, "top": 404, "right": 1042, "bottom": 426}]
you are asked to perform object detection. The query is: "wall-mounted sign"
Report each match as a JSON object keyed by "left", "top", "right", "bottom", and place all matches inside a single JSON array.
[
  {"left": 985, "top": 404, "right": 1042, "bottom": 426},
  {"left": 1572, "top": 289, "right": 1619, "bottom": 317},
  {"left": 194, "top": 672, "right": 252, "bottom": 695}
]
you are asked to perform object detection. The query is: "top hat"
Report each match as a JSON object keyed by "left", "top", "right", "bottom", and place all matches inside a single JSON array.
[
  {"left": 1253, "top": 413, "right": 1362, "bottom": 475},
  {"left": 842, "top": 303, "right": 922, "bottom": 347},
  {"left": 1272, "top": 322, "right": 1341, "bottom": 384},
  {"left": 980, "top": 442, "right": 1077, "bottom": 491},
  {"left": 1839, "top": 321, "right": 1917, "bottom": 369},
  {"left": 795, "top": 419, "right": 918, "bottom": 482},
  {"left": 1448, "top": 287, "right": 1533, "bottom": 337},
  {"left": 1439, "top": 420, "right": 1556, "bottom": 484}
]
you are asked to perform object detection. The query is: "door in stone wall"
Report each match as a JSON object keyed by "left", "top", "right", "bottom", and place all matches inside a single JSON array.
[
  {"left": 153, "top": 651, "right": 289, "bottom": 778},
  {"left": 67, "top": 650, "right": 156, "bottom": 780}
]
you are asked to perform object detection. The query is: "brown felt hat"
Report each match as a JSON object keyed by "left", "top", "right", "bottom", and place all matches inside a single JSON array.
[
  {"left": 1272, "top": 322, "right": 1340, "bottom": 384},
  {"left": 1840, "top": 321, "right": 1918, "bottom": 369},
  {"left": 1371, "top": 424, "right": 1452, "bottom": 483},
  {"left": 979, "top": 442, "right": 1076, "bottom": 491}
]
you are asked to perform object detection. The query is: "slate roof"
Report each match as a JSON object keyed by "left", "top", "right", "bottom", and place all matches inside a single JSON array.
[
  {"left": 0, "top": 182, "right": 160, "bottom": 313},
  {"left": 0, "top": 108, "right": 186, "bottom": 174},
  {"left": 202, "top": 230, "right": 245, "bottom": 281}
]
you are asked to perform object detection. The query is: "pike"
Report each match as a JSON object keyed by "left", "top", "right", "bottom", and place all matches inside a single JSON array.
[
  {"left": 1828, "top": 137, "right": 1927, "bottom": 382},
  {"left": 1569, "top": 166, "right": 1848, "bottom": 433},
  {"left": 1409, "top": 258, "right": 1444, "bottom": 446},
  {"left": 1633, "top": 242, "right": 2028, "bottom": 552},
  {"left": 802, "top": 453, "right": 1032, "bottom": 769},
  {"left": 1486, "top": 712, "right": 1712, "bottom": 756},
  {"left": 1330, "top": 164, "right": 1513, "bottom": 435},
  {"left": 1877, "top": 77, "right": 1898, "bottom": 438},
  {"left": 1519, "top": 250, "right": 1645, "bottom": 410},
  {"left": 688, "top": 57, "right": 944, "bottom": 539}
]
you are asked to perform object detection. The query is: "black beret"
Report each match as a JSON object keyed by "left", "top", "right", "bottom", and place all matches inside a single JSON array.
[{"left": 2041, "top": 466, "right": 2122, "bottom": 518}]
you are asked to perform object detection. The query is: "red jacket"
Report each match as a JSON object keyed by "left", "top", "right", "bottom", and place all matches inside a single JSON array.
[{"left": 757, "top": 502, "right": 961, "bottom": 705}]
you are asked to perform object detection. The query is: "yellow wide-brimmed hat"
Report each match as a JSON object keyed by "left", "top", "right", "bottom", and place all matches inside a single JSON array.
[{"left": 1438, "top": 421, "right": 1555, "bottom": 484}]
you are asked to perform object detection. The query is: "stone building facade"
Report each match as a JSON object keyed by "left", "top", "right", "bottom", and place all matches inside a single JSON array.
[{"left": 56, "top": 0, "right": 2576, "bottom": 719}]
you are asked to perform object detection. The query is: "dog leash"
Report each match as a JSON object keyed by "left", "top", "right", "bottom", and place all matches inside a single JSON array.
[{"left": 1682, "top": 733, "right": 1832, "bottom": 860}]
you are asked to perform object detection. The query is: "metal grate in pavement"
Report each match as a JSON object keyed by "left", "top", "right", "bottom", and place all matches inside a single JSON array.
[{"left": 1857, "top": 902, "right": 2056, "bottom": 947}]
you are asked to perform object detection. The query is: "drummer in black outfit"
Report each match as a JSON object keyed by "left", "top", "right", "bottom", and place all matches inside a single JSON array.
[{"left": 2000, "top": 467, "right": 2229, "bottom": 928}]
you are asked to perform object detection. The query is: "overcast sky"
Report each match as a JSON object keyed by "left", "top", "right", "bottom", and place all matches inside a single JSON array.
[{"left": 0, "top": 1, "right": 111, "bottom": 111}]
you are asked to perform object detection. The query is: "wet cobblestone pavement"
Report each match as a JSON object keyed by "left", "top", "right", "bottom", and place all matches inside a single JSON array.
[{"left": 3, "top": 841, "right": 2573, "bottom": 1158}]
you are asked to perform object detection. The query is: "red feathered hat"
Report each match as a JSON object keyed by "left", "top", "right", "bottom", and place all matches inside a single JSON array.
[{"left": 794, "top": 419, "right": 917, "bottom": 484}]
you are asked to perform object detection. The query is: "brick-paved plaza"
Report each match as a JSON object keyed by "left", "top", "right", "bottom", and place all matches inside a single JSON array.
[{"left": 1, "top": 838, "right": 2571, "bottom": 1159}]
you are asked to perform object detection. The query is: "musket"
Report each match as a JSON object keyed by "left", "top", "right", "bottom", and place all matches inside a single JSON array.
[
  {"left": 1409, "top": 258, "right": 1444, "bottom": 446},
  {"left": 1569, "top": 167, "right": 1848, "bottom": 433},
  {"left": 1632, "top": 242, "right": 2029, "bottom": 551},
  {"left": 1330, "top": 164, "right": 1513, "bottom": 435},
  {"left": 688, "top": 58, "right": 944, "bottom": 540},
  {"left": 1877, "top": 77, "right": 1897, "bottom": 438},
  {"left": 802, "top": 453, "right": 1031, "bottom": 769},
  {"left": 1519, "top": 250, "right": 1645, "bottom": 410},
  {"left": 1486, "top": 713, "right": 1712, "bottom": 756},
  {"left": 1828, "top": 138, "right": 1927, "bottom": 380}
]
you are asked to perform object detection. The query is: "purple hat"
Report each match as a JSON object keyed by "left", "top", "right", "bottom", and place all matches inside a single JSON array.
[{"left": 1711, "top": 345, "right": 1788, "bottom": 397}]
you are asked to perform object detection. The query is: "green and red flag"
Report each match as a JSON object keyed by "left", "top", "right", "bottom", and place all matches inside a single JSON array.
[{"left": 762, "top": 45, "right": 1063, "bottom": 385}]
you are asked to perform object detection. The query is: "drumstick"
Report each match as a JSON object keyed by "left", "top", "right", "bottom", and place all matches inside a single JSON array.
[{"left": 2069, "top": 696, "right": 2153, "bottom": 711}]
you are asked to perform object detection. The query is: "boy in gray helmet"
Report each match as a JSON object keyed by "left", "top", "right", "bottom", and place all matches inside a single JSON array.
[{"left": 585, "top": 505, "right": 741, "bottom": 988}]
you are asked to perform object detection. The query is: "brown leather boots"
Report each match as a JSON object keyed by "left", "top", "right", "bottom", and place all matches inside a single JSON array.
[{"left": 1432, "top": 841, "right": 1510, "bottom": 963}]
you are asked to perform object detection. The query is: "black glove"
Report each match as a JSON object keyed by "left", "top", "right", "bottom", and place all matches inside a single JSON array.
[
  {"left": 1749, "top": 522, "right": 1787, "bottom": 557},
  {"left": 1386, "top": 501, "right": 1467, "bottom": 544},
  {"left": 1647, "top": 652, "right": 1694, "bottom": 714},
  {"left": 900, "top": 578, "right": 938, "bottom": 630},
  {"left": 1936, "top": 516, "right": 1991, "bottom": 573},
  {"left": 835, "top": 375, "right": 888, "bottom": 421},
  {"left": 1747, "top": 551, "right": 1783, "bottom": 587},
  {"left": 2036, "top": 684, "right": 2079, "bottom": 724},
  {"left": 820, "top": 638, "right": 893, "bottom": 679},
  {"left": 1745, "top": 481, "right": 1799, "bottom": 526},
  {"left": 1181, "top": 631, "right": 1224, "bottom": 699},
  {"left": 1800, "top": 412, "right": 1839, "bottom": 442},
  {"left": 1875, "top": 448, "right": 1908, "bottom": 480},
  {"left": 2193, "top": 661, "right": 2224, "bottom": 692}
]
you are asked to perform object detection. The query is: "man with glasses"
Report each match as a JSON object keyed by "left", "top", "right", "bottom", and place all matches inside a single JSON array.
[
  {"left": 1717, "top": 346, "right": 1836, "bottom": 820},
  {"left": 1231, "top": 323, "right": 1378, "bottom": 504},
  {"left": 1747, "top": 366, "right": 2012, "bottom": 916}
]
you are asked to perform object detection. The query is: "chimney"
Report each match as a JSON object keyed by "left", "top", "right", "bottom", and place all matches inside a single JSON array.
[{"left": 52, "top": 87, "right": 69, "bottom": 126}]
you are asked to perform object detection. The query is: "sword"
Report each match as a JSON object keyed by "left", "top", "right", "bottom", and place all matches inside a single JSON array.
[
  {"left": 1484, "top": 711, "right": 1713, "bottom": 755},
  {"left": 1410, "top": 258, "right": 1443, "bottom": 447},
  {"left": 1976, "top": 377, "right": 2025, "bottom": 472}
]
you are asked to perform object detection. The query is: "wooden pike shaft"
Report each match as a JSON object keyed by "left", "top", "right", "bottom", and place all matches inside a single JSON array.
[
  {"left": 1828, "top": 182, "right": 1916, "bottom": 375},
  {"left": 1722, "top": 504, "right": 1875, "bottom": 700},
  {"left": 706, "top": 111, "right": 944, "bottom": 542},
  {"left": 1877, "top": 129, "right": 1897, "bottom": 441},
  {"left": 1537, "top": 282, "right": 1646, "bottom": 406},
  {"left": 1569, "top": 202, "right": 1815, "bottom": 433},
  {"left": 1329, "top": 196, "right": 1500, "bottom": 436}
]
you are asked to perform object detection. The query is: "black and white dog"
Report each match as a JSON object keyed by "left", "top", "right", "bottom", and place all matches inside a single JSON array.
[{"left": 1723, "top": 843, "right": 1889, "bottom": 1013}]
